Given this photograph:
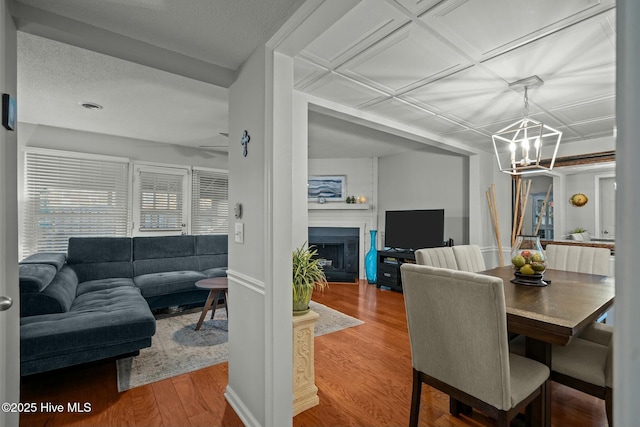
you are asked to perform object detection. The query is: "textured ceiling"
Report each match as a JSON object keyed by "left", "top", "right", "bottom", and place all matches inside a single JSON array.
[
  {"left": 12, "top": 0, "right": 617, "bottom": 159},
  {"left": 14, "top": 0, "right": 303, "bottom": 69},
  {"left": 18, "top": 32, "right": 229, "bottom": 148}
]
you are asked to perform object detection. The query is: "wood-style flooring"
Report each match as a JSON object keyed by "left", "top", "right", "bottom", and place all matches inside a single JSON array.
[{"left": 20, "top": 281, "right": 607, "bottom": 427}]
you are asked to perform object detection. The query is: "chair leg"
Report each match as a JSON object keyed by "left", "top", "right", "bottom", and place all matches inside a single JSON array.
[
  {"left": 410, "top": 369, "right": 422, "bottom": 427},
  {"left": 450, "top": 398, "right": 472, "bottom": 416},
  {"left": 496, "top": 411, "right": 509, "bottom": 427},
  {"left": 605, "top": 386, "right": 613, "bottom": 427},
  {"left": 525, "top": 382, "right": 546, "bottom": 427}
]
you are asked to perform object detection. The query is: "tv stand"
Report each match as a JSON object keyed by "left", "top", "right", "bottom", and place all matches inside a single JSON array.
[{"left": 376, "top": 249, "right": 416, "bottom": 292}]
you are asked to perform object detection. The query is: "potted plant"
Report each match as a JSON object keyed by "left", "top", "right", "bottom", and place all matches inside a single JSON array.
[
  {"left": 569, "top": 227, "right": 589, "bottom": 241},
  {"left": 292, "top": 243, "right": 328, "bottom": 315}
]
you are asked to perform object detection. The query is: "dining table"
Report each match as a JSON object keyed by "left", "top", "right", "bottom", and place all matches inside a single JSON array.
[{"left": 480, "top": 266, "right": 615, "bottom": 427}]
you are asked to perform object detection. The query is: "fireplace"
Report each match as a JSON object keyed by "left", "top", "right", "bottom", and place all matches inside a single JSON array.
[{"left": 308, "top": 227, "right": 359, "bottom": 282}]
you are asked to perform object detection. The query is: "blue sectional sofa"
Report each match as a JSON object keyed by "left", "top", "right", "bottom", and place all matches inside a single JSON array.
[{"left": 18, "top": 234, "right": 228, "bottom": 375}]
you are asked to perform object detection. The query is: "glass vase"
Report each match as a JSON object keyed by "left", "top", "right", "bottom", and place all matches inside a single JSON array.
[
  {"left": 365, "top": 229, "right": 377, "bottom": 284},
  {"left": 511, "top": 235, "right": 547, "bottom": 285}
]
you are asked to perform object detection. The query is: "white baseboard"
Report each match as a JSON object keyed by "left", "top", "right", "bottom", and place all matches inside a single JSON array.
[{"left": 225, "top": 384, "right": 262, "bottom": 427}]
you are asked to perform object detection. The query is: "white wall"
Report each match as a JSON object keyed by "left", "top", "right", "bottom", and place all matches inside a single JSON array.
[
  {"left": 227, "top": 46, "right": 269, "bottom": 426},
  {"left": 565, "top": 171, "right": 599, "bottom": 235},
  {"left": 377, "top": 148, "right": 512, "bottom": 269},
  {"left": 377, "top": 148, "right": 468, "bottom": 247},
  {"left": 18, "top": 123, "right": 228, "bottom": 169},
  {"left": 473, "top": 151, "right": 513, "bottom": 267},
  {"left": 226, "top": 46, "right": 294, "bottom": 427},
  {"left": 0, "top": 1, "right": 20, "bottom": 425}
]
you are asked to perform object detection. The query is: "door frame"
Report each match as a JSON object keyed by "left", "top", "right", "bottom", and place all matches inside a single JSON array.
[{"left": 594, "top": 173, "right": 616, "bottom": 239}]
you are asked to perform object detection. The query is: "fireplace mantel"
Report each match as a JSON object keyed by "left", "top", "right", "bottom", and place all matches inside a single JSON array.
[{"left": 308, "top": 203, "right": 370, "bottom": 210}]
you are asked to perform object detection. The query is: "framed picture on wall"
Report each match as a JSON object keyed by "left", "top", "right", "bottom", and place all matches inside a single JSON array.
[{"left": 308, "top": 175, "right": 346, "bottom": 202}]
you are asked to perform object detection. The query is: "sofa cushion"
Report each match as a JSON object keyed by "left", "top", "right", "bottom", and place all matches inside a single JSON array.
[
  {"left": 134, "top": 270, "right": 207, "bottom": 298},
  {"left": 19, "top": 264, "right": 58, "bottom": 294},
  {"left": 20, "top": 286, "right": 155, "bottom": 362},
  {"left": 67, "top": 237, "right": 132, "bottom": 263},
  {"left": 133, "top": 256, "right": 200, "bottom": 276},
  {"left": 133, "top": 235, "right": 196, "bottom": 260},
  {"left": 20, "top": 266, "right": 79, "bottom": 317},
  {"left": 70, "top": 261, "right": 134, "bottom": 283},
  {"left": 19, "top": 253, "right": 66, "bottom": 270},
  {"left": 195, "top": 234, "right": 228, "bottom": 255},
  {"left": 198, "top": 254, "right": 228, "bottom": 271},
  {"left": 203, "top": 267, "right": 227, "bottom": 278},
  {"left": 77, "top": 277, "right": 137, "bottom": 296}
]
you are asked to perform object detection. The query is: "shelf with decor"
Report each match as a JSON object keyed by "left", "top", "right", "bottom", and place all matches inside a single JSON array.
[{"left": 308, "top": 203, "right": 370, "bottom": 210}]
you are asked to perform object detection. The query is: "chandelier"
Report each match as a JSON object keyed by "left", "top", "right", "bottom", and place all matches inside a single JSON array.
[{"left": 492, "top": 76, "right": 562, "bottom": 175}]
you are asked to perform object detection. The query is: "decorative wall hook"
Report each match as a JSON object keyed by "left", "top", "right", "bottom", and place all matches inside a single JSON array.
[{"left": 241, "top": 130, "right": 250, "bottom": 157}]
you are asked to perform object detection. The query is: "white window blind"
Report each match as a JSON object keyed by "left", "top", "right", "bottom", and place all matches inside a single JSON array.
[
  {"left": 22, "top": 151, "right": 130, "bottom": 258},
  {"left": 138, "top": 170, "right": 185, "bottom": 231},
  {"left": 191, "top": 169, "right": 229, "bottom": 235}
]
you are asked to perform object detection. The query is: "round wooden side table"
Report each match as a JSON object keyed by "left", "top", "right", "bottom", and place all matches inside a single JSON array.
[{"left": 194, "top": 277, "right": 228, "bottom": 331}]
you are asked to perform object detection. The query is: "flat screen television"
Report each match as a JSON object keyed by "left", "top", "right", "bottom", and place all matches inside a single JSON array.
[{"left": 384, "top": 209, "right": 445, "bottom": 251}]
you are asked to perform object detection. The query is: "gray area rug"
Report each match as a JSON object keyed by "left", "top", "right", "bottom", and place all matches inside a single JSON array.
[{"left": 116, "top": 301, "right": 364, "bottom": 391}]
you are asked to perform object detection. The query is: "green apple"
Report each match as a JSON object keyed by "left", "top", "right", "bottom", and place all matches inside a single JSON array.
[
  {"left": 520, "top": 264, "right": 535, "bottom": 275},
  {"left": 512, "top": 255, "right": 526, "bottom": 268}
]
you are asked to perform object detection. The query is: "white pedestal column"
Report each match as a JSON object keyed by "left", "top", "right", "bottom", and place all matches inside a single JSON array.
[{"left": 292, "top": 310, "right": 320, "bottom": 416}]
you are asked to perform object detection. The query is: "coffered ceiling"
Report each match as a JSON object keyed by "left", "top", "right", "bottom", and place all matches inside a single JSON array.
[
  {"left": 294, "top": 0, "right": 616, "bottom": 154},
  {"left": 11, "top": 0, "right": 617, "bottom": 159}
]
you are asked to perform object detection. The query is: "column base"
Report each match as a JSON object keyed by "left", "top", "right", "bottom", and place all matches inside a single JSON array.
[{"left": 292, "top": 309, "right": 320, "bottom": 416}]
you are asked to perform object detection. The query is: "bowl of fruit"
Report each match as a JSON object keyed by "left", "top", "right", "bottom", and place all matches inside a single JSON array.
[{"left": 511, "top": 249, "right": 548, "bottom": 286}]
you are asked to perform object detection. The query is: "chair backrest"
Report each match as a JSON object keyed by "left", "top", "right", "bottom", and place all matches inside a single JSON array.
[
  {"left": 414, "top": 246, "right": 458, "bottom": 269},
  {"left": 545, "top": 244, "right": 611, "bottom": 276},
  {"left": 452, "top": 244, "right": 486, "bottom": 272},
  {"left": 401, "top": 264, "right": 511, "bottom": 410}
]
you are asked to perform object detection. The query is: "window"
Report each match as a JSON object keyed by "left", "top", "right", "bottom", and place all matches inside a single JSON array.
[
  {"left": 22, "top": 150, "right": 130, "bottom": 258},
  {"left": 21, "top": 150, "right": 229, "bottom": 259},
  {"left": 191, "top": 168, "right": 229, "bottom": 235},
  {"left": 132, "top": 165, "right": 189, "bottom": 235}
]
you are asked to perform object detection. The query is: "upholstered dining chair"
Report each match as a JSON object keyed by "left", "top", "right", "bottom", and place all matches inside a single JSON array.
[
  {"left": 546, "top": 243, "right": 612, "bottom": 325},
  {"left": 414, "top": 246, "right": 458, "bottom": 269},
  {"left": 401, "top": 264, "right": 550, "bottom": 427},
  {"left": 544, "top": 244, "right": 611, "bottom": 275},
  {"left": 551, "top": 322, "right": 613, "bottom": 426},
  {"left": 509, "top": 315, "right": 614, "bottom": 425},
  {"left": 452, "top": 244, "right": 486, "bottom": 272}
]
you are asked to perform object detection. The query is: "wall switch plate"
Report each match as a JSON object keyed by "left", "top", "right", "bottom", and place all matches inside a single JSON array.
[{"left": 234, "top": 222, "right": 244, "bottom": 244}]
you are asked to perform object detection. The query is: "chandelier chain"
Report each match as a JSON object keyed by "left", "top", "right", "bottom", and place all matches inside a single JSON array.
[{"left": 523, "top": 87, "right": 530, "bottom": 118}]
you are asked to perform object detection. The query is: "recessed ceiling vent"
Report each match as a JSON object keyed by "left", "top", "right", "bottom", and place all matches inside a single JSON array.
[{"left": 80, "top": 102, "right": 103, "bottom": 110}]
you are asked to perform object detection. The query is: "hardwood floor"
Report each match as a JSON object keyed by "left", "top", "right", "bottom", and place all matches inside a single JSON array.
[{"left": 20, "top": 281, "right": 608, "bottom": 427}]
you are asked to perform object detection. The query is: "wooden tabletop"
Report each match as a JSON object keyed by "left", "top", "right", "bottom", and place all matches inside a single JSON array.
[
  {"left": 195, "top": 277, "right": 228, "bottom": 290},
  {"left": 481, "top": 266, "right": 615, "bottom": 345}
]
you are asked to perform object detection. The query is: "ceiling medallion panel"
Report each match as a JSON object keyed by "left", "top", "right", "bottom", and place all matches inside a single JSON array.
[
  {"left": 339, "top": 23, "right": 468, "bottom": 93},
  {"left": 423, "top": 0, "right": 611, "bottom": 57}
]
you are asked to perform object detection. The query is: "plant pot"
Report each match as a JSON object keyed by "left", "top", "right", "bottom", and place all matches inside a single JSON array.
[{"left": 293, "top": 294, "right": 311, "bottom": 316}]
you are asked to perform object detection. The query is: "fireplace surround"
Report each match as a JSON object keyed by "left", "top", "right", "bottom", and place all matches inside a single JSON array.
[{"left": 308, "top": 227, "right": 359, "bottom": 282}]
